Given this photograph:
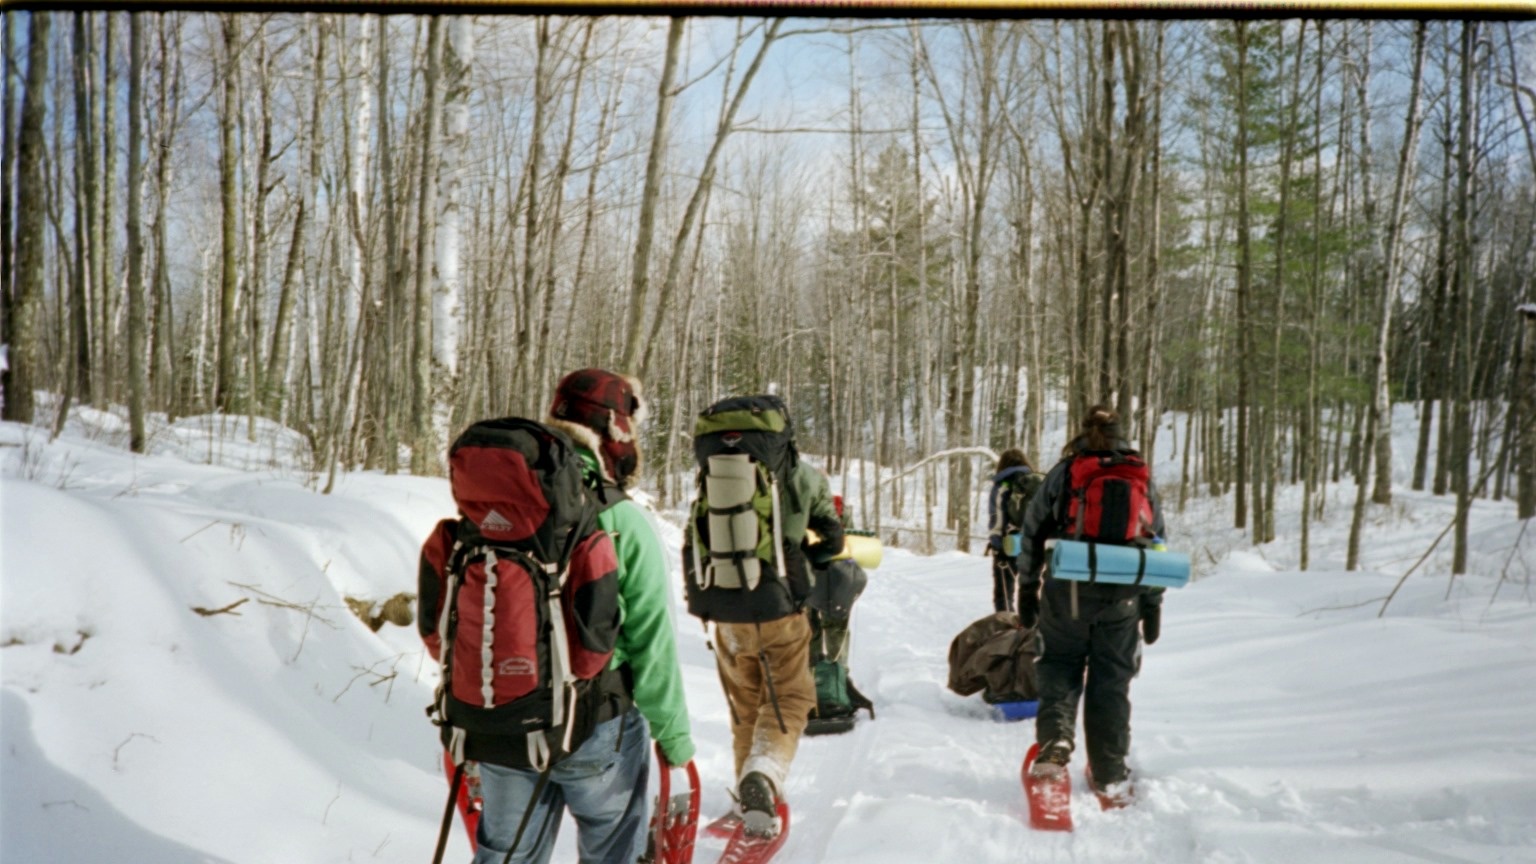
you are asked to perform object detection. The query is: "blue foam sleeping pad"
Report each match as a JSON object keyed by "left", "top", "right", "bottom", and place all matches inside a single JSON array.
[{"left": 1049, "top": 539, "right": 1191, "bottom": 589}]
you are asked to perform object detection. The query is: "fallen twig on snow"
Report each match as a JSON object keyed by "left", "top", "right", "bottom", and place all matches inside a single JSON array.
[{"left": 190, "top": 598, "right": 249, "bottom": 617}]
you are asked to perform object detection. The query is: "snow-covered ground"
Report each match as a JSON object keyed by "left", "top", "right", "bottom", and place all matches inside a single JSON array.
[{"left": 3, "top": 402, "right": 1535, "bottom": 863}]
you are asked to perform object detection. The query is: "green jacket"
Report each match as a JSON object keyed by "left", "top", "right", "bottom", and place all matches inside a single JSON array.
[
  {"left": 579, "top": 449, "right": 695, "bottom": 766},
  {"left": 783, "top": 461, "right": 839, "bottom": 547}
]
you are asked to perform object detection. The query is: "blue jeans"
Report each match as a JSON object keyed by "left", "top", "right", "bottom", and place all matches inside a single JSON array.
[{"left": 472, "top": 708, "right": 651, "bottom": 864}]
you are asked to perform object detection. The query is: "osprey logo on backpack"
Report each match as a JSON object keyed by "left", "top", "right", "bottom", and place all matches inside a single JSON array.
[{"left": 418, "top": 418, "right": 624, "bottom": 772}]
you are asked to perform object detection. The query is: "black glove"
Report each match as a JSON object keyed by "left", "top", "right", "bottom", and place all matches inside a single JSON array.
[
  {"left": 1016, "top": 582, "right": 1040, "bottom": 629},
  {"left": 1140, "top": 602, "right": 1161, "bottom": 646},
  {"left": 807, "top": 541, "right": 840, "bottom": 568}
]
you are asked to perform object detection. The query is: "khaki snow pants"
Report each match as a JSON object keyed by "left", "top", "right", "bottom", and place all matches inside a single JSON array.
[{"left": 714, "top": 613, "right": 815, "bottom": 795}]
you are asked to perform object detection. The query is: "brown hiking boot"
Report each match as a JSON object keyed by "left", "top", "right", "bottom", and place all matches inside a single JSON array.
[
  {"left": 738, "top": 771, "right": 782, "bottom": 838},
  {"left": 1029, "top": 740, "right": 1073, "bottom": 779}
]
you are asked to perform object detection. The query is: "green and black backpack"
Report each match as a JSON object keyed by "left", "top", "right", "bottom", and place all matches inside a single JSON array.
[
  {"left": 683, "top": 395, "right": 809, "bottom": 623},
  {"left": 1003, "top": 470, "right": 1045, "bottom": 534}
]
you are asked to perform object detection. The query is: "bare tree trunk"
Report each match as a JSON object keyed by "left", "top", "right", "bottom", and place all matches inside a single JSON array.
[
  {"left": 1, "top": 13, "right": 15, "bottom": 324},
  {"left": 409, "top": 17, "right": 444, "bottom": 474},
  {"left": 99, "top": 14, "right": 117, "bottom": 407},
  {"left": 621, "top": 17, "right": 683, "bottom": 374},
  {"left": 534, "top": 21, "right": 595, "bottom": 409},
  {"left": 4, "top": 10, "right": 49, "bottom": 424},
  {"left": 638, "top": 19, "right": 785, "bottom": 379},
  {"left": 1357, "top": 18, "right": 1425, "bottom": 559},
  {"left": 265, "top": 26, "right": 316, "bottom": 421},
  {"left": 1134, "top": 22, "right": 1165, "bottom": 461},
  {"left": 557, "top": 40, "right": 622, "bottom": 384},
  {"left": 1302, "top": 21, "right": 1325, "bottom": 569},
  {"left": 1232, "top": 21, "right": 1252, "bottom": 533},
  {"left": 126, "top": 13, "right": 146, "bottom": 451},
  {"left": 244, "top": 27, "right": 278, "bottom": 439},
  {"left": 376, "top": 17, "right": 402, "bottom": 471},
  {"left": 513, "top": 18, "right": 551, "bottom": 402},
  {"left": 1368, "top": 23, "right": 1427, "bottom": 506},
  {"left": 1451, "top": 21, "right": 1478, "bottom": 575},
  {"left": 150, "top": 15, "right": 183, "bottom": 419},
  {"left": 1257, "top": 24, "right": 1307, "bottom": 546},
  {"left": 71, "top": 14, "right": 96, "bottom": 404},
  {"left": 431, "top": 15, "right": 471, "bottom": 444},
  {"left": 1519, "top": 306, "right": 1536, "bottom": 519},
  {"left": 215, "top": 15, "right": 240, "bottom": 413}
]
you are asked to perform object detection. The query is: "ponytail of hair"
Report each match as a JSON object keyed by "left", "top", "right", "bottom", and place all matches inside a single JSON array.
[{"left": 1081, "top": 404, "right": 1120, "bottom": 451}]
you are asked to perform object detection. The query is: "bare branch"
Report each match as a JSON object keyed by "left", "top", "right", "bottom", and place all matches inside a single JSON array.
[{"left": 190, "top": 598, "right": 250, "bottom": 617}]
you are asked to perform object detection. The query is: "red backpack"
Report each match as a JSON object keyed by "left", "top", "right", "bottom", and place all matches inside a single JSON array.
[
  {"left": 1062, "top": 451, "right": 1155, "bottom": 545},
  {"left": 419, "top": 418, "right": 624, "bottom": 771}
]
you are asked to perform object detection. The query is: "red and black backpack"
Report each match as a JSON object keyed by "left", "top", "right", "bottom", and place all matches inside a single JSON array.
[
  {"left": 1060, "top": 450, "right": 1155, "bottom": 545},
  {"left": 418, "top": 418, "right": 626, "bottom": 771}
]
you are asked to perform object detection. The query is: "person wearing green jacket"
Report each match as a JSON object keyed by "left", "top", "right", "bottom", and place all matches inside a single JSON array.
[{"left": 470, "top": 368, "right": 694, "bottom": 864}]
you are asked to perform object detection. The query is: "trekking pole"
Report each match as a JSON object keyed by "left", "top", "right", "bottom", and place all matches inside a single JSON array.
[
  {"left": 498, "top": 767, "right": 554, "bottom": 864},
  {"left": 431, "top": 763, "right": 466, "bottom": 864}
]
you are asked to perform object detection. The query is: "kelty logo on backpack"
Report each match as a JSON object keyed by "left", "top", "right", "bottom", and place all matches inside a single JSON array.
[
  {"left": 722, "top": 432, "right": 743, "bottom": 446},
  {"left": 496, "top": 656, "right": 536, "bottom": 677},
  {"left": 480, "top": 509, "right": 515, "bottom": 533}
]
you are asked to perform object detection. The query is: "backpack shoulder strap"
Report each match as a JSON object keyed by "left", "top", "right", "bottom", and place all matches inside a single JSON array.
[{"left": 591, "top": 476, "right": 630, "bottom": 513}]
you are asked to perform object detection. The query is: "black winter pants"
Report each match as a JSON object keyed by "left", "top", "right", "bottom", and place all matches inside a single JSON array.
[{"left": 1034, "top": 579, "right": 1141, "bottom": 786}]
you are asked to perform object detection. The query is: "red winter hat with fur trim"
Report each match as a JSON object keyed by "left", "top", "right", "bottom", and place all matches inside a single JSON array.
[{"left": 548, "top": 368, "right": 646, "bottom": 487}]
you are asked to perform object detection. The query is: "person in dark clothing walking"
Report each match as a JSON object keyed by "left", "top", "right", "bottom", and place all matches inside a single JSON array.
[
  {"left": 985, "top": 449, "right": 1043, "bottom": 614},
  {"left": 1014, "top": 406, "right": 1165, "bottom": 799}
]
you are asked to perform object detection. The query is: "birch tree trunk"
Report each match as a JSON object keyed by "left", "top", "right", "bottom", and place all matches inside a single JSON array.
[
  {"left": 409, "top": 17, "right": 444, "bottom": 475},
  {"left": 1368, "top": 22, "right": 1427, "bottom": 506},
  {"left": 433, "top": 17, "right": 471, "bottom": 447}
]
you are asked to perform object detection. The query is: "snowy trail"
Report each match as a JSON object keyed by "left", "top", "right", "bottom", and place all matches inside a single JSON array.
[{"left": 5, "top": 407, "right": 1536, "bottom": 863}]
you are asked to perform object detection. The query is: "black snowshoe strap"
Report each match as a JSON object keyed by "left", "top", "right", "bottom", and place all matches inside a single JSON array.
[
  {"left": 847, "top": 678, "right": 875, "bottom": 719},
  {"left": 500, "top": 765, "right": 556, "bottom": 864},
  {"left": 757, "top": 622, "right": 789, "bottom": 735}
]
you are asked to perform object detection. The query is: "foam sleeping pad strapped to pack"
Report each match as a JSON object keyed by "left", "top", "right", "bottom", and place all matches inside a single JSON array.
[
  {"left": 836, "top": 534, "right": 883, "bottom": 570},
  {"left": 806, "top": 528, "right": 883, "bottom": 571},
  {"left": 1049, "top": 539, "right": 1190, "bottom": 589},
  {"left": 704, "top": 453, "right": 763, "bottom": 590}
]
